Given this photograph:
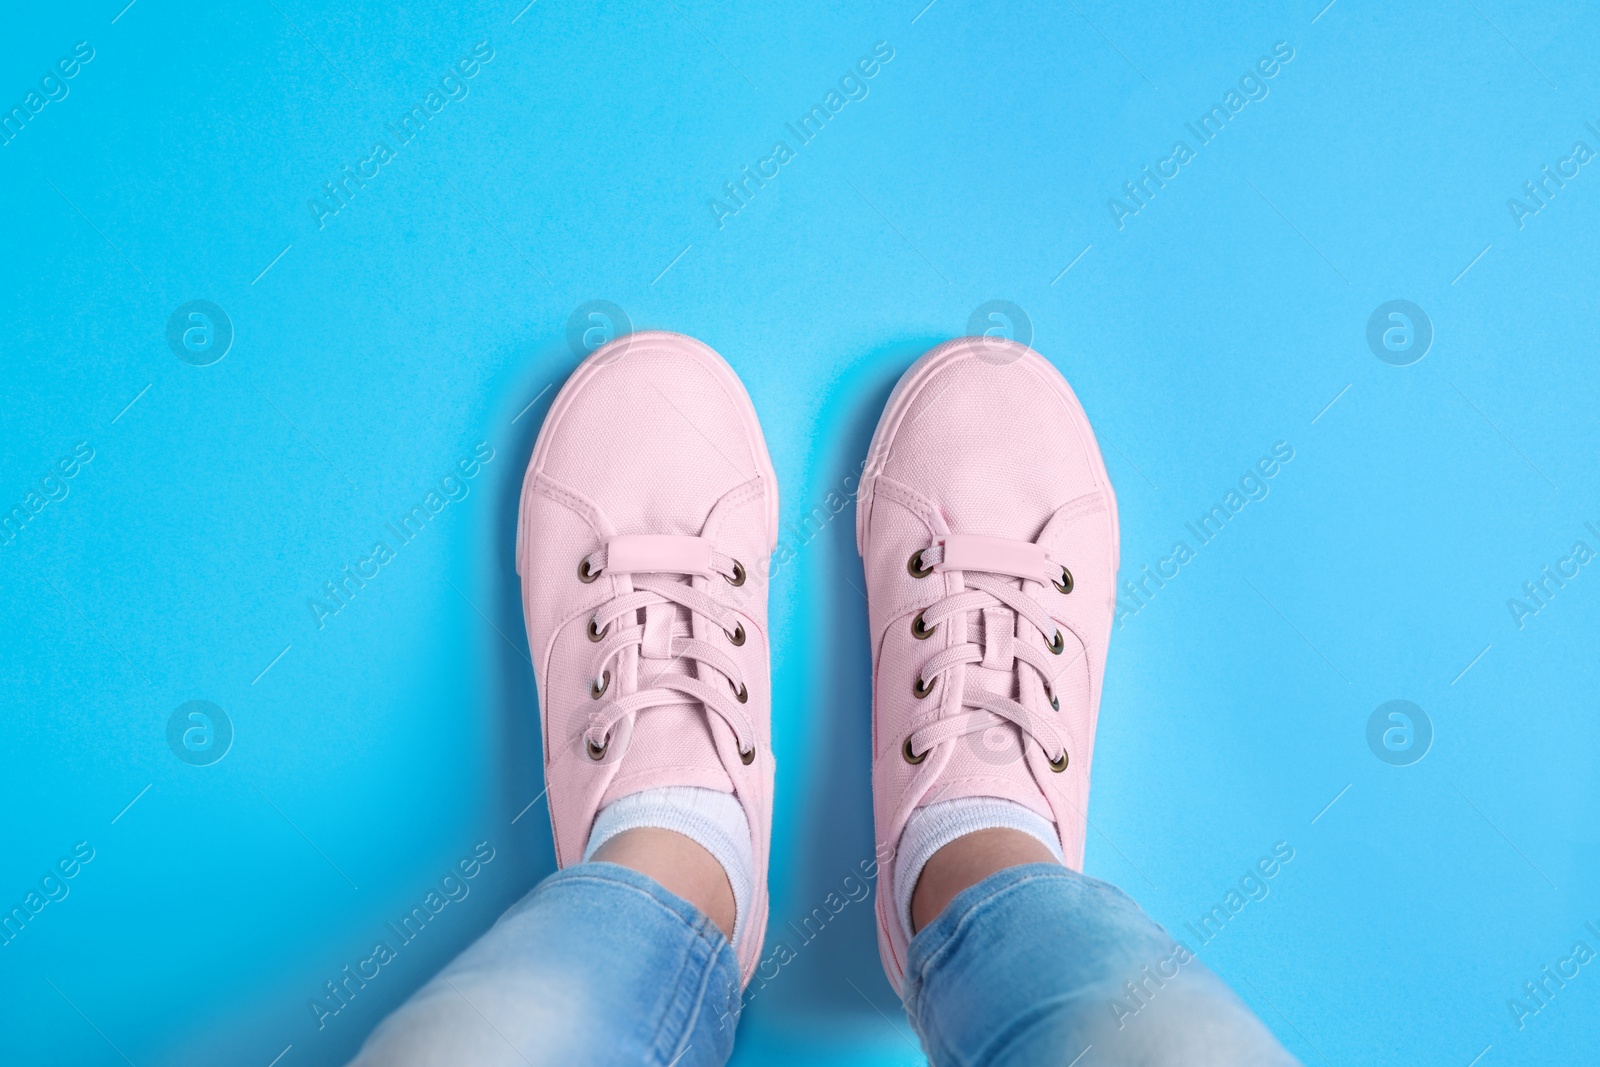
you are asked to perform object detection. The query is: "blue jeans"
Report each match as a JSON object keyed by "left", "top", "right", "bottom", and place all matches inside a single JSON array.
[{"left": 351, "top": 863, "right": 1298, "bottom": 1066}]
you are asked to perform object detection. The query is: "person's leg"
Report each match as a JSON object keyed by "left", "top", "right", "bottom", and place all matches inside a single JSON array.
[
  {"left": 353, "top": 333, "right": 779, "bottom": 1063},
  {"left": 350, "top": 855, "right": 741, "bottom": 1067},
  {"left": 902, "top": 835, "right": 1297, "bottom": 1066},
  {"left": 857, "top": 338, "right": 1296, "bottom": 1065}
]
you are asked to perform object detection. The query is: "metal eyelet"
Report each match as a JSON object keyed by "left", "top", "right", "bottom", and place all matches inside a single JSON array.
[
  {"left": 1051, "top": 694, "right": 1061, "bottom": 711},
  {"left": 578, "top": 557, "right": 600, "bottom": 583},
  {"left": 586, "top": 736, "right": 609, "bottom": 761},
  {"left": 911, "top": 610, "right": 935, "bottom": 640},
  {"left": 587, "top": 618, "right": 608, "bottom": 642},
  {"left": 590, "top": 670, "right": 610, "bottom": 699},
  {"left": 1048, "top": 749, "right": 1069, "bottom": 773},
  {"left": 913, "top": 675, "right": 936, "bottom": 699},
  {"left": 739, "top": 744, "right": 756, "bottom": 765},
  {"left": 725, "top": 561, "right": 746, "bottom": 587},
  {"left": 725, "top": 622, "right": 746, "bottom": 646},
  {"left": 902, "top": 737, "right": 927, "bottom": 764},
  {"left": 1048, "top": 630, "right": 1065, "bottom": 655},
  {"left": 907, "top": 550, "right": 933, "bottom": 579},
  {"left": 730, "top": 679, "right": 749, "bottom": 704},
  {"left": 1053, "top": 567, "right": 1074, "bottom": 594}
]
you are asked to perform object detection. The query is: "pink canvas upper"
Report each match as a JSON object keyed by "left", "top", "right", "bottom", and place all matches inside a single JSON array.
[
  {"left": 516, "top": 332, "right": 777, "bottom": 984},
  {"left": 855, "top": 337, "right": 1120, "bottom": 993}
]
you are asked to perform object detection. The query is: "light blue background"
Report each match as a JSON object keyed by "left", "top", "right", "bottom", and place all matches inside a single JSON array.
[{"left": 4, "top": 0, "right": 1598, "bottom": 1064}]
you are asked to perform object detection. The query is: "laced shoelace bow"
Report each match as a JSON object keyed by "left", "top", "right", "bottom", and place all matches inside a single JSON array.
[
  {"left": 576, "top": 534, "right": 758, "bottom": 765},
  {"left": 898, "top": 533, "right": 1082, "bottom": 778}
]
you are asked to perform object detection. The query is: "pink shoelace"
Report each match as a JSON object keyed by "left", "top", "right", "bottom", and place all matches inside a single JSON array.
[
  {"left": 575, "top": 535, "right": 757, "bottom": 765},
  {"left": 896, "top": 535, "right": 1085, "bottom": 809}
]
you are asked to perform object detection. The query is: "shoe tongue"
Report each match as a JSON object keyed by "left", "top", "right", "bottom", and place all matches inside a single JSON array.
[
  {"left": 968, "top": 605, "right": 1017, "bottom": 696},
  {"left": 929, "top": 699, "right": 1053, "bottom": 819},
  {"left": 601, "top": 593, "right": 734, "bottom": 806},
  {"left": 965, "top": 663, "right": 1016, "bottom": 702}
]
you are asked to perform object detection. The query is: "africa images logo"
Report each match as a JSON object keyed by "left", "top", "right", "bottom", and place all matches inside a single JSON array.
[
  {"left": 309, "top": 842, "right": 497, "bottom": 1031},
  {"left": 707, "top": 41, "right": 895, "bottom": 229},
  {"left": 166, "top": 301, "right": 234, "bottom": 366},
  {"left": 307, "top": 42, "right": 495, "bottom": 230},
  {"left": 1365, "top": 300, "right": 1431, "bottom": 366},
  {"left": 1, "top": 40, "right": 95, "bottom": 148},
  {"left": 1366, "top": 700, "right": 1431, "bottom": 767},
  {"left": 166, "top": 701, "right": 234, "bottom": 766},
  {"left": 1106, "top": 42, "right": 1295, "bottom": 230}
]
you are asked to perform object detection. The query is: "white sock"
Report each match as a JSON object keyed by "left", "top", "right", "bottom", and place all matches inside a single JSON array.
[
  {"left": 585, "top": 786, "right": 754, "bottom": 948},
  {"left": 893, "top": 797, "right": 1063, "bottom": 941}
]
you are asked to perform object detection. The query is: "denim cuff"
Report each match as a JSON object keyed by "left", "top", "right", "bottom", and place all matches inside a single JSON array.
[
  {"left": 901, "top": 863, "right": 1299, "bottom": 1067},
  {"left": 545, "top": 860, "right": 735, "bottom": 953},
  {"left": 904, "top": 862, "right": 1100, "bottom": 1008},
  {"left": 352, "top": 860, "right": 746, "bottom": 1067},
  {"left": 540, "top": 862, "right": 744, "bottom": 1063}
]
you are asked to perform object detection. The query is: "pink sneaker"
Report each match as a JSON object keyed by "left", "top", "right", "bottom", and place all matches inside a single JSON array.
[
  {"left": 856, "top": 337, "right": 1120, "bottom": 992},
  {"left": 516, "top": 331, "right": 778, "bottom": 983}
]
